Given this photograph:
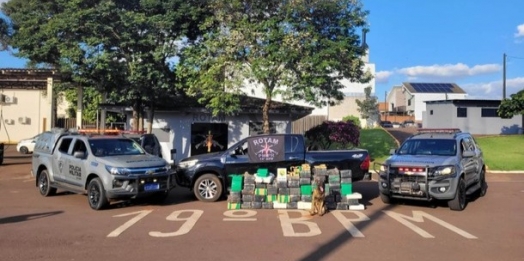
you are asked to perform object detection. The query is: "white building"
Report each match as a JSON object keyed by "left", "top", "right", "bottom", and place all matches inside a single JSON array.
[{"left": 387, "top": 82, "right": 468, "bottom": 122}]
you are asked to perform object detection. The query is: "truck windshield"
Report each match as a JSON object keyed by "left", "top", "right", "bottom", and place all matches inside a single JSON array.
[
  {"left": 397, "top": 139, "right": 457, "bottom": 156},
  {"left": 89, "top": 138, "right": 145, "bottom": 157}
]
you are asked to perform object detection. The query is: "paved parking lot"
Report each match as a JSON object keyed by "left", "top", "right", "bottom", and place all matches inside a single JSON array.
[{"left": 1, "top": 145, "right": 523, "bottom": 261}]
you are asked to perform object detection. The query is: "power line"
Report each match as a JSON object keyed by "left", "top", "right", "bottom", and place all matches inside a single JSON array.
[{"left": 507, "top": 55, "right": 524, "bottom": 60}]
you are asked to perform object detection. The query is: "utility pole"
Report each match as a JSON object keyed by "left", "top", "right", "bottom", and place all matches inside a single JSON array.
[
  {"left": 503, "top": 53, "right": 507, "bottom": 99},
  {"left": 384, "top": 91, "right": 387, "bottom": 121}
]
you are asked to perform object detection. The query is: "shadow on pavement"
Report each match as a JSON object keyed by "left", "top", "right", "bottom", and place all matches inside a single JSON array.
[
  {"left": 299, "top": 203, "right": 397, "bottom": 261},
  {"left": 0, "top": 211, "right": 64, "bottom": 225}
]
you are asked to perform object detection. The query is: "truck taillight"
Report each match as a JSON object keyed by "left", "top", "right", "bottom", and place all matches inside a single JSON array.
[{"left": 360, "top": 155, "right": 370, "bottom": 170}]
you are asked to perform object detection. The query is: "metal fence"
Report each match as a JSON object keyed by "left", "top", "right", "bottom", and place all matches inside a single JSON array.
[
  {"left": 291, "top": 115, "right": 327, "bottom": 134},
  {"left": 55, "top": 118, "right": 97, "bottom": 129}
]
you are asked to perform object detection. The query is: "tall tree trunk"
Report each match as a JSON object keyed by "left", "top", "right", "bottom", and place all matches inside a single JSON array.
[
  {"left": 147, "top": 100, "right": 154, "bottom": 134},
  {"left": 263, "top": 95, "right": 272, "bottom": 134},
  {"left": 132, "top": 97, "right": 141, "bottom": 131}
]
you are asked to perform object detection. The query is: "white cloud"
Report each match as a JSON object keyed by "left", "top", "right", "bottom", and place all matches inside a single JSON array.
[
  {"left": 375, "top": 71, "right": 393, "bottom": 83},
  {"left": 515, "top": 23, "right": 524, "bottom": 38},
  {"left": 396, "top": 63, "right": 501, "bottom": 78},
  {"left": 0, "top": 0, "right": 9, "bottom": 5},
  {"left": 461, "top": 77, "right": 524, "bottom": 99}
]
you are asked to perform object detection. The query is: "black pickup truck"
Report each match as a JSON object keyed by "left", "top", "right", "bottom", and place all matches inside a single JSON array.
[{"left": 175, "top": 134, "right": 370, "bottom": 202}]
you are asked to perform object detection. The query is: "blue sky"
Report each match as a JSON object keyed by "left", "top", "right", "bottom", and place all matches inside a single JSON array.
[
  {"left": 1, "top": 0, "right": 523, "bottom": 101},
  {"left": 364, "top": 0, "right": 524, "bottom": 100}
]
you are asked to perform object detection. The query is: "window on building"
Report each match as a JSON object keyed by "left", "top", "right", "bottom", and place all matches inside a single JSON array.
[
  {"left": 457, "top": 107, "right": 467, "bottom": 118},
  {"left": 481, "top": 108, "right": 499, "bottom": 117},
  {"left": 407, "top": 99, "right": 411, "bottom": 106},
  {"left": 430, "top": 110, "right": 433, "bottom": 115}
]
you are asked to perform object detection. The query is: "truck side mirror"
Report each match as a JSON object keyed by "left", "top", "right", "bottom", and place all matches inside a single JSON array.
[
  {"left": 462, "top": 150, "right": 475, "bottom": 158},
  {"left": 170, "top": 149, "right": 176, "bottom": 163},
  {"left": 73, "top": 151, "right": 85, "bottom": 159},
  {"left": 389, "top": 148, "right": 396, "bottom": 155}
]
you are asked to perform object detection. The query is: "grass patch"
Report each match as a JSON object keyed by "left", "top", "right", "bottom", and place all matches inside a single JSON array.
[
  {"left": 474, "top": 135, "right": 524, "bottom": 171},
  {"left": 358, "top": 128, "right": 398, "bottom": 164}
]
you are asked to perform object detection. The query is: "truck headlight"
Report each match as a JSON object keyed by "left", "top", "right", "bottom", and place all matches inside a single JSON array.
[
  {"left": 105, "top": 165, "right": 130, "bottom": 175},
  {"left": 179, "top": 160, "right": 197, "bottom": 169},
  {"left": 432, "top": 166, "right": 456, "bottom": 177}
]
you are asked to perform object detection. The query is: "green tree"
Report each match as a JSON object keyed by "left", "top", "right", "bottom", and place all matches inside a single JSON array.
[
  {"left": 179, "top": 0, "right": 371, "bottom": 134},
  {"left": 498, "top": 89, "right": 524, "bottom": 119},
  {"left": 2, "top": 0, "right": 208, "bottom": 131},
  {"left": 342, "top": 115, "right": 361, "bottom": 128},
  {"left": 0, "top": 15, "right": 10, "bottom": 51},
  {"left": 355, "top": 86, "right": 379, "bottom": 128}
]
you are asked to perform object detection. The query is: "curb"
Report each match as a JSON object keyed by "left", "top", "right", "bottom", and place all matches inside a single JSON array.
[{"left": 487, "top": 170, "right": 524, "bottom": 174}]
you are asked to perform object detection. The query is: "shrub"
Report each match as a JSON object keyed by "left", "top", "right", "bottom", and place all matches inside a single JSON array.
[
  {"left": 305, "top": 120, "right": 360, "bottom": 150},
  {"left": 342, "top": 115, "right": 361, "bottom": 128}
]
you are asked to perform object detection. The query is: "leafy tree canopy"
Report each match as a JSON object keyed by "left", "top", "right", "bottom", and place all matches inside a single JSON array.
[
  {"left": 498, "top": 89, "right": 524, "bottom": 118},
  {"left": 2, "top": 0, "right": 209, "bottom": 130},
  {"left": 178, "top": 0, "right": 372, "bottom": 134}
]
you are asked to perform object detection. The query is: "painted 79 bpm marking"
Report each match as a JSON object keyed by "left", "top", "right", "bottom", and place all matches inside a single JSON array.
[{"left": 107, "top": 209, "right": 477, "bottom": 239}]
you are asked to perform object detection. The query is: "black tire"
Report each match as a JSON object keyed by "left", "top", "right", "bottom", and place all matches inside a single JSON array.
[
  {"left": 19, "top": 146, "right": 29, "bottom": 154},
  {"left": 38, "top": 169, "right": 57, "bottom": 196},
  {"left": 479, "top": 169, "right": 487, "bottom": 197},
  {"left": 448, "top": 178, "right": 467, "bottom": 211},
  {"left": 193, "top": 174, "right": 223, "bottom": 202},
  {"left": 380, "top": 193, "right": 394, "bottom": 204},
  {"left": 87, "top": 178, "right": 109, "bottom": 210}
]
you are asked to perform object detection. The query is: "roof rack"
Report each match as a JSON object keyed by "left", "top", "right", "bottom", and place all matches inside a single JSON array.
[{"left": 417, "top": 128, "right": 462, "bottom": 134}]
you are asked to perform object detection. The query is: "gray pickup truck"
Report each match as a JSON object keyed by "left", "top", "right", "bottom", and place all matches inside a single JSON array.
[
  {"left": 31, "top": 129, "right": 176, "bottom": 210},
  {"left": 375, "top": 129, "right": 487, "bottom": 211}
]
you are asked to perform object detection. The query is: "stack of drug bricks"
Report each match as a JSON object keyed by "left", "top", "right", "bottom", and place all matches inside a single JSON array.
[
  {"left": 314, "top": 165, "right": 365, "bottom": 210},
  {"left": 226, "top": 165, "right": 364, "bottom": 210}
]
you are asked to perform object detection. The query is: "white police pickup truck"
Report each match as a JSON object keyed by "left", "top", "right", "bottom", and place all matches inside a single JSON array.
[
  {"left": 31, "top": 129, "right": 176, "bottom": 210},
  {"left": 375, "top": 129, "right": 487, "bottom": 211}
]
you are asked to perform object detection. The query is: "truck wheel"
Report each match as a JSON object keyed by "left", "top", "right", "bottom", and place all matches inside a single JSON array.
[
  {"left": 20, "top": 146, "right": 29, "bottom": 154},
  {"left": 380, "top": 193, "right": 394, "bottom": 204},
  {"left": 194, "top": 174, "right": 222, "bottom": 202},
  {"left": 38, "top": 169, "right": 57, "bottom": 196},
  {"left": 87, "top": 178, "right": 109, "bottom": 210},
  {"left": 479, "top": 169, "right": 487, "bottom": 197},
  {"left": 448, "top": 178, "right": 467, "bottom": 211}
]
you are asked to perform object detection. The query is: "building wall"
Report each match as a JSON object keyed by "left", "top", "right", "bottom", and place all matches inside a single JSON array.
[
  {"left": 132, "top": 111, "right": 293, "bottom": 163},
  {"left": 423, "top": 103, "right": 522, "bottom": 135},
  {"left": 328, "top": 94, "right": 379, "bottom": 128},
  {"left": 0, "top": 89, "right": 49, "bottom": 143},
  {"left": 0, "top": 88, "right": 71, "bottom": 143},
  {"left": 386, "top": 86, "right": 405, "bottom": 112},
  {"left": 413, "top": 93, "right": 467, "bottom": 121}
]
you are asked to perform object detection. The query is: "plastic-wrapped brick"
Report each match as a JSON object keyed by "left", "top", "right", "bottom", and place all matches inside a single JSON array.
[
  {"left": 242, "top": 194, "right": 254, "bottom": 202},
  {"left": 252, "top": 202, "right": 262, "bottom": 209},
  {"left": 340, "top": 169, "right": 352, "bottom": 178},
  {"left": 262, "top": 202, "right": 273, "bottom": 209},
  {"left": 289, "top": 188, "right": 301, "bottom": 196},
  {"left": 289, "top": 194, "right": 300, "bottom": 202},
  {"left": 241, "top": 202, "right": 253, "bottom": 209}
]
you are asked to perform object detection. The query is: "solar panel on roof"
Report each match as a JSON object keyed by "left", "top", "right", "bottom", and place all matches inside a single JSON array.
[{"left": 410, "top": 83, "right": 455, "bottom": 93}]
